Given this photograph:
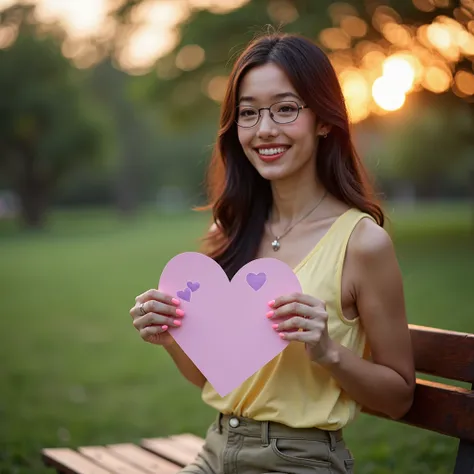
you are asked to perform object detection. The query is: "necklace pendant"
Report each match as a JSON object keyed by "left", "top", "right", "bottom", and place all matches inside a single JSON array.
[{"left": 271, "top": 239, "right": 281, "bottom": 251}]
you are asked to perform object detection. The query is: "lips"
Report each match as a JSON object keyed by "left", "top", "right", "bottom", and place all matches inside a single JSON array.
[{"left": 254, "top": 145, "right": 291, "bottom": 163}]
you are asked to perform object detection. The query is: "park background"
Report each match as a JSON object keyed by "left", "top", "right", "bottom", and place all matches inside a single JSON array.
[{"left": 0, "top": 0, "right": 473, "bottom": 473}]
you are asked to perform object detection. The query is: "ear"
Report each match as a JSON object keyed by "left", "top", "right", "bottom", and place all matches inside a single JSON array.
[{"left": 316, "top": 122, "right": 332, "bottom": 138}]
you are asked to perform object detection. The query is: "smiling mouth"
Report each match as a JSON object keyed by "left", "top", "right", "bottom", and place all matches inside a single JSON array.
[{"left": 255, "top": 146, "right": 291, "bottom": 161}]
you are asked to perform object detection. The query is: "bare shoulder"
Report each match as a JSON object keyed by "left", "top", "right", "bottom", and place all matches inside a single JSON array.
[
  {"left": 348, "top": 216, "right": 395, "bottom": 264},
  {"left": 345, "top": 216, "right": 403, "bottom": 306}
]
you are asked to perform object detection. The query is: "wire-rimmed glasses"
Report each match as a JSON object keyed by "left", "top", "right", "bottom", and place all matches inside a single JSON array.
[{"left": 236, "top": 101, "right": 309, "bottom": 128}]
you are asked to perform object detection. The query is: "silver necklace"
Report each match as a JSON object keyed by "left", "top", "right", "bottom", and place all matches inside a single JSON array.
[{"left": 269, "top": 190, "right": 328, "bottom": 251}]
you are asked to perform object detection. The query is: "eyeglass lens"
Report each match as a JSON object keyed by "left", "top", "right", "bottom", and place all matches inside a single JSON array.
[{"left": 237, "top": 101, "right": 300, "bottom": 127}]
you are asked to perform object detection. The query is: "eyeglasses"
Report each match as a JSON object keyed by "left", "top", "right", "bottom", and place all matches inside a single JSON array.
[{"left": 235, "top": 100, "right": 309, "bottom": 128}]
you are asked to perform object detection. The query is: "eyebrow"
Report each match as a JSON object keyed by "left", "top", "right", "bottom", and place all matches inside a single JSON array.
[{"left": 238, "top": 92, "right": 302, "bottom": 103}]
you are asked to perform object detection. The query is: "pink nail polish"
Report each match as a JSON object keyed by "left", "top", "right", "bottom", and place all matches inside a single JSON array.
[
  {"left": 176, "top": 309, "right": 185, "bottom": 317},
  {"left": 272, "top": 324, "right": 279, "bottom": 329},
  {"left": 266, "top": 311, "right": 274, "bottom": 319},
  {"left": 279, "top": 332, "right": 285, "bottom": 338},
  {"left": 162, "top": 325, "right": 169, "bottom": 331},
  {"left": 268, "top": 300, "right": 275, "bottom": 307},
  {"left": 173, "top": 320, "right": 182, "bottom": 326},
  {"left": 171, "top": 298, "right": 180, "bottom": 306}
]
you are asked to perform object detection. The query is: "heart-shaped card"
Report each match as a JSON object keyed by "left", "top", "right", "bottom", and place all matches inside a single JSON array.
[{"left": 158, "top": 252, "right": 302, "bottom": 397}]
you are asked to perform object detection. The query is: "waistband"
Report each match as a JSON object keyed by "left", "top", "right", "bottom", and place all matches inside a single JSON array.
[{"left": 216, "top": 413, "right": 343, "bottom": 448}]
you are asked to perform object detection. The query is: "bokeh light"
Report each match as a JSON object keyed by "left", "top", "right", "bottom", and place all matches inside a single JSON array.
[
  {"left": 175, "top": 44, "right": 205, "bottom": 71},
  {"left": 0, "top": 24, "right": 18, "bottom": 48},
  {"left": 206, "top": 75, "right": 228, "bottom": 102},
  {"left": 422, "top": 65, "right": 453, "bottom": 93},
  {"left": 454, "top": 70, "right": 474, "bottom": 95},
  {"left": 372, "top": 77, "right": 406, "bottom": 111},
  {"left": 1, "top": 0, "right": 473, "bottom": 122},
  {"left": 382, "top": 56, "right": 416, "bottom": 93},
  {"left": 267, "top": 0, "right": 299, "bottom": 24}
]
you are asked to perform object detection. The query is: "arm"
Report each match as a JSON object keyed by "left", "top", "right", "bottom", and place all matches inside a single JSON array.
[
  {"left": 165, "top": 341, "right": 207, "bottom": 389},
  {"left": 131, "top": 289, "right": 207, "bottom": 390},
  {"left": 320, "top": 219, "right": 416, "bottom": 419},
  {"left": 271, "top": 219, "right": 416, "bottom": 419}
]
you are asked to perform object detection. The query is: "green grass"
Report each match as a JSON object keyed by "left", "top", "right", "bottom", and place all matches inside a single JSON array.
[{"left": 0, "top": 202, "right": 472, "bottom": 474}]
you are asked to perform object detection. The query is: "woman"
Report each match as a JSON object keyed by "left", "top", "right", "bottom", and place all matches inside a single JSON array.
[{"left": 130, "top": 33, "right": 415, "bottom": 473}]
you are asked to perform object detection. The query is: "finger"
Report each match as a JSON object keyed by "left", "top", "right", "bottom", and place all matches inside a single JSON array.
[
  {"left": 267, "top": 302, "right": 315, "bottom": 320},
  {"left": 273, "top": 316, "right": 314, "bottom": 332},
  {"left": 145, "top": 300, "right": 185, "bottom": 318},
  {"left": 130, "top": 302, "right": 148, "bottom": 319},
  {"left": 279, "top": 330, "right": 321, "bottom": 342},
  {"left": 135, "top": 289, "right": 181, "bottom": 307},
  {"left": 133, "top": 313, "right": 182, "bottom": 330},
  {"left": 269, "top": 293, "right": 323, "bottom": 310},
  {"left": 140, "top": 325, "right": 169, "bottom": 339},
  {"left": 130, "top": 298, "right": 184, "bottom": 320}
]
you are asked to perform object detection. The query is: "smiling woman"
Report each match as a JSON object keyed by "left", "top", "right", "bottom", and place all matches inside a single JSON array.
[{"left": 128, "top": 31, "right": 416, "bottom": 474}]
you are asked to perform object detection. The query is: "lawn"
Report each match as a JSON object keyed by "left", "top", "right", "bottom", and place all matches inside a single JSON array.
[{"left": 0, "top": 202, "right": 472, "bottom": 474}]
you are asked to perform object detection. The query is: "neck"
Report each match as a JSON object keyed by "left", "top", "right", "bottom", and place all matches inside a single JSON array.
[{"left": 269, "top": 175, "right": 326, "bottom": 230}]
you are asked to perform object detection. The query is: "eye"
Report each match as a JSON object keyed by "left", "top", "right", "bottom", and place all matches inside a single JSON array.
[
  {"left": 277, "top": 104, "right": 297, "bottom": 113},
  {"left": 239, "top": 108, "right": 257, "bottom": 117}
]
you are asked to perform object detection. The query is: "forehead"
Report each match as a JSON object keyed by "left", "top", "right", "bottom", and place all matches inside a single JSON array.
[{"left": 238, "top": 62, "right": 299, "bottom": 102}]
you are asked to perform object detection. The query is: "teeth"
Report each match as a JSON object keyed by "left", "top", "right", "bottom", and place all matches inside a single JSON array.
[{"left": 258, "top": 147, "right": 288, "bottom": 156}]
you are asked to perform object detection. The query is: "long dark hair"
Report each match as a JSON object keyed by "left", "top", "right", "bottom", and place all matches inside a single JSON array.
[{"left": 201, "top": 33, "right": 384, "bottom": 279}]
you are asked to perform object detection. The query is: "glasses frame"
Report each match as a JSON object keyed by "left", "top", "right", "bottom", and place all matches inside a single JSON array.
[{"left": 235, "top": 100, "right": 309, "bottom": 128}]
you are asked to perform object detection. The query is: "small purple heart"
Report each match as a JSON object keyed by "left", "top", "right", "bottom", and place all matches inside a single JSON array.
[
  {"left": 187, "top": 281, "right": 200, "bottom": 292},
  {"left": 177, "top": 287, "right": 191, "bottom": 302},
  {"left": 246, "top": 272, "right": 267, "bottom": 291}
]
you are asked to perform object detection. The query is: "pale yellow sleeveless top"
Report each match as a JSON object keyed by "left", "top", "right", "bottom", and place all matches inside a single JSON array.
[{"left": 201, "top": 208, "right": 375, "bottom": 430}]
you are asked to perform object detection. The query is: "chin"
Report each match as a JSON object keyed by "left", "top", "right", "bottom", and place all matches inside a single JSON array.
[{"left": 255, "top": 165, "right": 293, "bottom": 182}]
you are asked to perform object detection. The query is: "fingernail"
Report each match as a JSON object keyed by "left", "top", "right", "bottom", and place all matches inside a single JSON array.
[
  {"left": 272, "top": 324, "right": 279, "bottom": 329},
  {"left": 279, "top": 332, "right": 285, "bottom": 338},
  {"left": 162, "top": 325, "right": 169, "bottom": 331},
  {"left": 176, "top": 309, "right": 185, "bottom": 317},
  {"left": 172, "top": 298, "right": 180, "bottom": 306},
  {"left": 268, "top": 300, "right": 275, "bottom": 307},
  {"left": 173, "top": 320, "right": 182, "bottom": 327},
  {"left": 266, "top": 311, "right": 274, "bottom": 319}
]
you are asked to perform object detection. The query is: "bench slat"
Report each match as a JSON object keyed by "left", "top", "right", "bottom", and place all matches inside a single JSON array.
[
  {"left": 141, "top": 436, "right": 201, "bottom": 467},
  {"left": 79, "top": 446, "right": 150, "bottom": 474},
  {"left": 410, "top": 325, "right": 474, "bottom": 383},
  {"left": 108, "top": 443, "right": 180, "bottom": 474},
  {"left": 168, "top": 434, "right": 205, "bottom": 452},
  {"left": 363, "top": 378, "right": 474, "bottom": 441},
  {"left": 42, "top": 448, "right": 112, "bottom": 474}
]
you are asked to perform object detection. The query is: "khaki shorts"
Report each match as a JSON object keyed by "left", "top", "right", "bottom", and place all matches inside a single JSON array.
[{"left": 179, "top": 413, "right": 355, "bottom": 474}]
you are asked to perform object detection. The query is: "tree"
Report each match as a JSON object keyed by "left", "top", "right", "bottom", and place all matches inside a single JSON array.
[
  {"left": 0, "top": 6, "right": 113, "bottom": 228},
  {"left": 125, "top": 0, "right": 473, "bottom": 197},
  {"left": 110, "top": 0, "right": 474, "bottom": 127}
]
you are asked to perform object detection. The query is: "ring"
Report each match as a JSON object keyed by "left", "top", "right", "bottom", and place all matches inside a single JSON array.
[{"left": 139, "top": 303, "right": 146, "bottom": 316}]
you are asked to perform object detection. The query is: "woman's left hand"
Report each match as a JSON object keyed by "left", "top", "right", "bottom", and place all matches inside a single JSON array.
[{"left": 267, "top": 293, "right": 338, "bottom": 365}]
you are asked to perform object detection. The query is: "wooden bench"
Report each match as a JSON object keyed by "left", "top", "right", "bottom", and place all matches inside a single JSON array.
[{"left": 42, "top": 324, "right": 474, "bottom": 473}]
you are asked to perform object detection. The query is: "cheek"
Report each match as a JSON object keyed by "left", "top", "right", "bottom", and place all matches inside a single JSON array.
[
  {"left": 289, "top": 123, "right": 316, "bottom": 151},
  {"left": 237, "top": 129, "right": 253, "bottom": 150}
]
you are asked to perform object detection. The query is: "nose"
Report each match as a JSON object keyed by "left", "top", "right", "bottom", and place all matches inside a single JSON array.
[{"left": 256, "top": 109, "right": 278, "bottom": 138}]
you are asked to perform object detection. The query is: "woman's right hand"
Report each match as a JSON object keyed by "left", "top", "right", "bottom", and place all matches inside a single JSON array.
[{"left": 129, "top": 290, "right": 184, "bottom": 347}]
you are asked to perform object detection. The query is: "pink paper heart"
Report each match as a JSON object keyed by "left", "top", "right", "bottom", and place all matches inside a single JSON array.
[{"left": 159, "top": 252, "right": 302, "bottom": 396}]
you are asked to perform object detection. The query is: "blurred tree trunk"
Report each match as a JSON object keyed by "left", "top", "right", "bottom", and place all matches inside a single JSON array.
[
  {"left": 14, "top": 149, "right": 50, "bottom": 229},
  {"left": 92, "top": 62, "right": 141, "bottom": 217},
  {"left": 0, "top": 15, "right": 109, "bottom": 231}
]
